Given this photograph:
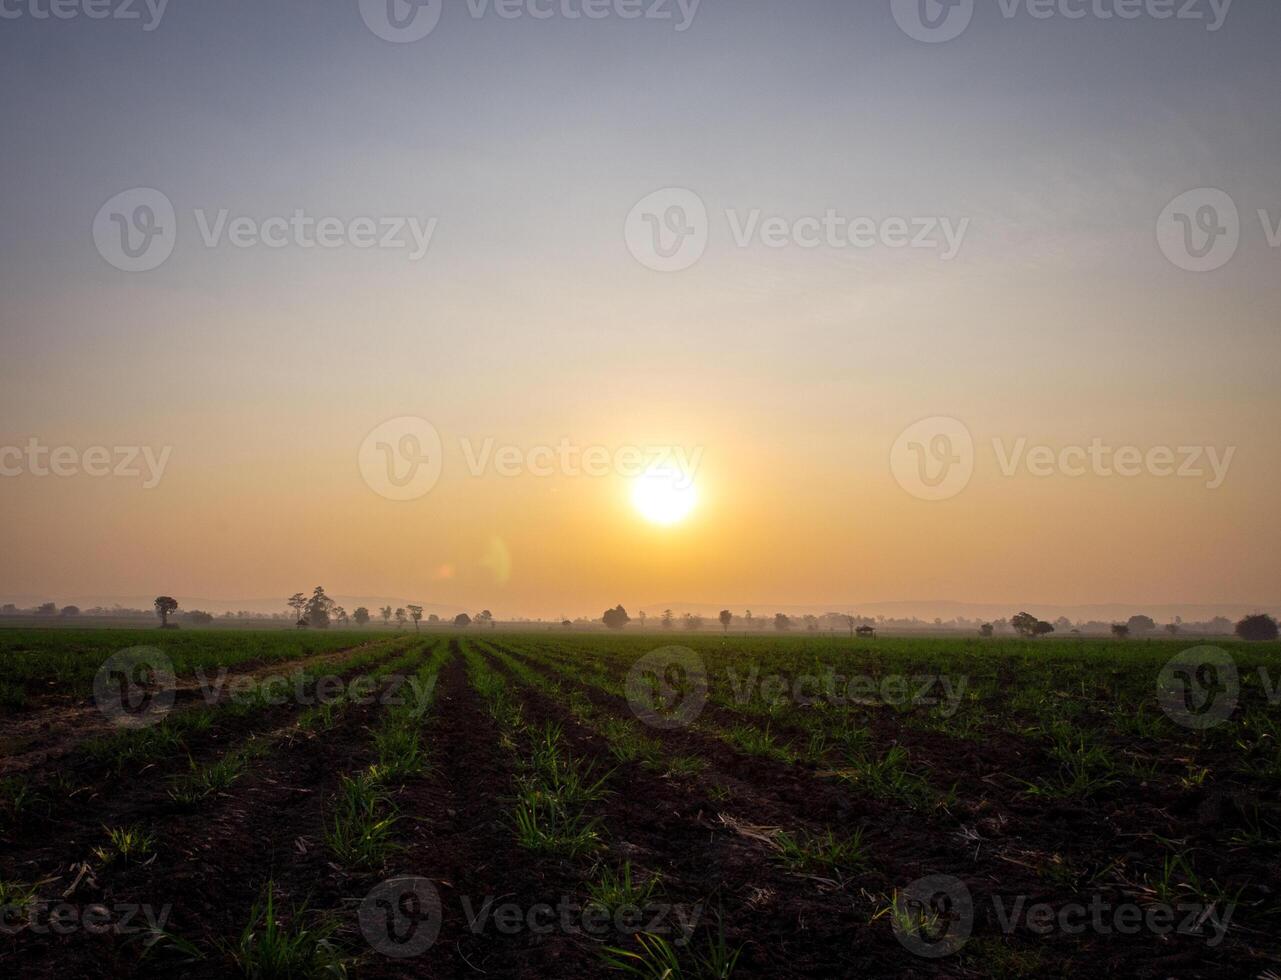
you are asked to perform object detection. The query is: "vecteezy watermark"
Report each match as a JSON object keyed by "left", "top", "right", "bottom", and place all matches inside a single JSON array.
[
  {"left": 358, "top": 0, "right": 701, "bottom": 43},
  {"left": 891, "top": 0, "right": 1233, "bottom": 44},
  {"left": 890, "top": 417, "right": 975, "bottom": 502},
  {"left": 624, "top": 188, "right": 969, "bottom": 272},
  {"left": 358, "top": 417, "right": 445, "bottom": 502},
  {"left": 93, "top": 188, "right": 438, "bottom": 272},
  {"left": 1157, "top": 646, "right": 1241, "bottom": 730},
  {"left": 0, "top": 439, "right": 172, "bottom": 489},
  {"left": 724, "top": 667, "right": 968, "bottom": 717},
  {"left": 892, "top": 874, "right": 1235, "bottom": 958},
  {"left": 359, "top": 878, "right": 443, "bottom": 958},
  {"left": 1157, "top": 188, "right": 1281, "bottom": 273},
  {"left": 626, "top": 646, "right": 709, "bottom": 730},
  {"left": 891, "top": 418, "right": 1236, "bottom": 501},
  {"left": 0, "top": 0, "right": 169, "bottom": 30},
  {"left": 191, "top": 667, "right": 438, "bottom": 712},
  {"left": 357, "top": 416, "right": 704, "bottom": 502},
  {"left": 359, "top": 877, "right": 702, "bottom": 958},
  {"left": 93, "top": 648, "right": 177, "bottom": 729},
  {"left": 93, "top": 188, "right": 177, "bottom": 273},
  {"left": 891, "top": 875, "right": 974, "bottom": 958},
  {"left": 0, "top": 900, "right": 173, "bottom": 938}
]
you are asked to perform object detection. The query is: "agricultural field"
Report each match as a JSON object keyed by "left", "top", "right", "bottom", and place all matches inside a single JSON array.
[{"left": 1, "top": 628, "right": 1278, "bottom": 978}]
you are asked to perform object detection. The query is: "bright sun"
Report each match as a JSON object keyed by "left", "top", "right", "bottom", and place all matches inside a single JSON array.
[{"left": 631, "top": 467, "right": 698, "bottom": 526}]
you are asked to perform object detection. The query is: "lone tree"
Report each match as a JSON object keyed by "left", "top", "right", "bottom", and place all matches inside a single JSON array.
[
  {"left": 843, "top": 614, "right": 857, "bottom": 638},
  {"left": 408, "top": 605, "right": 423, "bottom": 632},
  {"left": 395, "top": 608, "right": 407, "bottom": 629},
  {"left": 1112, "top": 623, "right": 1131, "bottom": 639},
  {"left": 1127, "top": 615, "right": 1156, "bottom": 636},
  {"left": 305, "top": 587, "right": 334, "bottom": 630},
  {"left": 353, "top": 607, "right": 371, "bottom": 627},
  {"left": 719, "top": 609, "right": 733, "bottom": 633},
  {"left": 380, "top": 606, "right": 392, "bottom": 628},
  {"left": 1236, "top": 613, "right": 1279, "bottom": 642},
  {"left": 1012, "top": 611, "right": 1054, "bottom": 638},
  {"left": 477, "top": 610, "right": 494, "bottom": 628},
  {"left": 661, "top": 609, "right": 674, "bottom": 630},
  {"left": 154, "top": 596, "right": 178, "bottom": 628},
  {"left": 287, "top": 593, "right": 307, "bottom": 624},
  {"left": 454, "top": 612, "right": 472, "bottom": 628},
  {"left": 774, "top": 613, "right": 792, "bottom": 632},
  {"left": 602, "top": 605, "right": 631, "bottom": 630},
  {"left": 980, "top": 623, "right": 994, "bottom": 638}
]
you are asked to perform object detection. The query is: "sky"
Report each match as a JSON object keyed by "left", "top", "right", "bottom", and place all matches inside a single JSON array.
[{"left": 1, "top": 0, "right": 1278, "bottom": 618}]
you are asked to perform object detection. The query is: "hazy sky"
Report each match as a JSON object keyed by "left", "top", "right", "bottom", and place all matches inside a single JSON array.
[{"left": 2, "top": 0, "right": 1278, "bottom": 616}]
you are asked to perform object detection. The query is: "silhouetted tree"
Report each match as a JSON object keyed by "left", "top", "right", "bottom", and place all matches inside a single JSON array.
[
  {"left": 395, "top": 608, "right": 407, "bottom": 629},
  {"left": 154, "top": 596, "right": 178, "bottom": 628},
  {"left": 1236, "top": 613, "right": 1279, "bottom": 642},
  {"left": 1164, "top": 623, "right": 1180, "bottom": 636},
  {"left": 287, "top": 593, "right": 307, "bottom": 623},
  {"left": 185, "top": 610, "right": 214, "bottom": 626},
  {"left": 980, "top": 623, "right": 994, "bottom": 638},
  {"left": 333, "top": 606, "right": 348, "bottom": 627},
  {"left": 661, "top": 609, "right": 674, "bottom": 630},
  {"left": 60, "top": 605, "right": 80, "bottom": 617},
  {"left": 380, "top": 605, "right": 392, "bottom": 628},
  {"left": 1127, "top": 615, "right": 1156, "bottom": 636},
  {"left": 36, "top": 602, "right": 56, "bottom": 615},
  {"left": 353, "top": 607, "right": 371, "bottom": 627},
  {"left": 774, "top": 613, "right": 791, "bottom": 631},
  {"left": 602, "top": 605, "right": 631, "bottom": 630},
  {"left": 305, "top": 587, "right": 333, "bottom": 629},
  {"left": 843, "top": 614, "right": 857, "bottom": 638},
  {"left": 454, "top": 612, "right": 471, "bottom": 628},
  {"left": 719, "top": 610, "right": 733, "bottom": 633},
  {"left": 1112, "top": 623, "right": 1131, "bottom": 639},
  {"left": 683, "top": 613, "right": 703, "bottom": 631},
  {"left": 408, "top": 605, "right": 423, "bottom": 632},
  {"left": 477, "top": 610, "right": 494, "bottom": 627}
]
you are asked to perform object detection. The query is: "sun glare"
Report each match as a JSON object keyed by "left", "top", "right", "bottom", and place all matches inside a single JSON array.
[{"left": 631, "top": 467, "right": 698, "bottom": 526}]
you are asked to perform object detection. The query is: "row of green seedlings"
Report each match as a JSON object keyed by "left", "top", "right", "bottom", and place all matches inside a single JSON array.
[
  {"left": 506, "top": 644, "right": 878, "bottom": 878},
  {"left": 495, "top": 640, "right": 877, "bottom": 883},
  {"left": 169, "top": 639, "right": 431, "bottom": 810},
  {"left": 478, "top": 641, "right": 707, "bottom": 781},
  {"left": 463, "top": 642, "right": 746, "bottom": 978},
  {"left": 0, "top": 641, "right": 428, "bottom": 965},
  {"left": 325, "top": 641, "right": 449, "bottom": 870},
  {"left": 150, "top": 643, "right": 451, "bottom": 978},
  {"left": 499, "top": 638, "right": 957, "bottom": 813},
  {"left": 0, "top": 638, "right": 416, "bottom": 839},
  {"left": 486, "top": 641, "right": 894, "bottom": 976}
]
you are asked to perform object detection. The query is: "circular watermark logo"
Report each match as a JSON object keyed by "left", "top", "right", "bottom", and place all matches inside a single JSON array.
[
  {"left": 1157, "top": 188, "right": 1240, "bottom": 273},
  {"left": 624, "top": 187, "right": 709, "bottom": 273},
  {"left": 891, "top": 0, "right": 974, "bottom": 43},
  {"left": 93, "top": 188, "right": 177, "bottom": 273},
  {"left": 359, "top": 877, "right": 443, "bottom": 958},
  {"left": 892, "top": 874, "right": 973, "bottom": 958},
  {"left": 890, "top": 416, "right": 974, "bottom": 501},
  {"left": 358, "top": 416, "right": 444, "bottom": 501},
  {"left": 1157, "top": 646, "right": 1239, "bottom": 730},
  {"left": 93, "top": 647, "right": 176, "bottom": 728},
  {"left": 625, "top": 646, "right": 708, "bottom": 730},
  {"left": 358, "top": 0, "right": 443, "bottom": 43}
]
